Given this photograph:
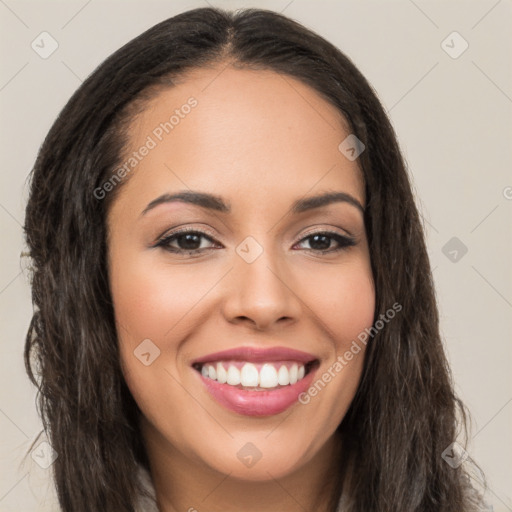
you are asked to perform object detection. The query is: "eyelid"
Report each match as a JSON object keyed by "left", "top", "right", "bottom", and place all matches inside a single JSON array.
[
  {"left": 298, "top": 224, "right": 355, "bottom": 240},
  {"left": 154, "top": 224, "right": 219, "bottom": 244}
]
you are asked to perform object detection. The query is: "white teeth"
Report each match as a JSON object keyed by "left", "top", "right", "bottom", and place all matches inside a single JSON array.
[
  {"left": 226, "top": 365, "right": 241, "bottom": 385},
  {"left": 200, "top": 361, "right": 309, "bottom": 389},
  {"left": 259, "top": 364, "right": 278, "bottom": 388},
  {"left": 277, "top": 365, "right": 290, "bottom": 386},
  {"left": 289, "top": 363, "right": 298, "bottom": 385},
  {"left": 216, "top": 362, "right": 227, "bottom": 384},
  {"left": 240, "top": 363, "right": 259, "bottom": 387}
]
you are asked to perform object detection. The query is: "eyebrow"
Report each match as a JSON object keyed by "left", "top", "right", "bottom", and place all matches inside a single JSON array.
[{"left": 140, "top": 190, "right": 365, "bottom": 217}]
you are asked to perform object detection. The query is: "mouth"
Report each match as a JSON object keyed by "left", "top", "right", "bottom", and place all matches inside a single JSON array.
[
  {"left": 191, "top": 346, "right": 320, "bottom": 416},
  {"left": 192, "top": 360, "right": 319, "bottom": 390}
]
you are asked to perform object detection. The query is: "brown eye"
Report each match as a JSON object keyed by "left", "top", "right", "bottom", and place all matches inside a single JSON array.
[
  {"left": 155, "top": 230, "right": 219, "bottom": 255},
  {"left": 294, "top": 232, "right": 356, "bottom": 253}
]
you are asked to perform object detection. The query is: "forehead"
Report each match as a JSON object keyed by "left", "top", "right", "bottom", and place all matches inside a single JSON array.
[{"left": 114, "top": 65, "right": 365, "bottom": 213}]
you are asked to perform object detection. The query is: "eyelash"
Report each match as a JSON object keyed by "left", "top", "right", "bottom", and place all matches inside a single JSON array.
[{"left": 153, "top": 227, "right": 356, "bottom": 256}]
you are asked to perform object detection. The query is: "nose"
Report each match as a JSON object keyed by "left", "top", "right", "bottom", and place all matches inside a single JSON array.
[{"left": 221, "top": 244, "right": 302, "bottom": 331}]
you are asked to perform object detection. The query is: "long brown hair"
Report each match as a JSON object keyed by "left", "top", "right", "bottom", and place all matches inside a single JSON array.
[{"left": 24, "top": 7, "right": 483, "bottom": 511}]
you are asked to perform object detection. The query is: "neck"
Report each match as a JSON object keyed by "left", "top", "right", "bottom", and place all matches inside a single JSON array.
[{"left": 141, "top": 420, "right": 344, "bottom": 512}]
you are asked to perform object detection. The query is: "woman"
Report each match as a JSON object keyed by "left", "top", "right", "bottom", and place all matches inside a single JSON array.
[{"left": 23, "top": 6, "right": 489, "bottom": 511}]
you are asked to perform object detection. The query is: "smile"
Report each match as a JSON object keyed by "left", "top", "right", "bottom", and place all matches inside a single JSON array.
[
  {"left": 191, "top": 346, "right": 320, "bottom": 416},
  {"left": 195, "top": 361, "right": 312, "bottom": 389}
]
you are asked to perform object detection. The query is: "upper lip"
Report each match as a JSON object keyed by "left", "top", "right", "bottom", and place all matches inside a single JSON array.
[{"left": 191, "top": 346, "right": 318, "bottom": 366}]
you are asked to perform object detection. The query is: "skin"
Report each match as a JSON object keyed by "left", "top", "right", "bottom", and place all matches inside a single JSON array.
[{"left": 107, "top": 62, "right": 375, "bottom": 512}]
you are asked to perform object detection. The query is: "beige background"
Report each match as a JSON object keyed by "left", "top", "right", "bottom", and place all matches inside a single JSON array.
[{"left": 1, "top": 0, "right": 511, "bottom": 510}]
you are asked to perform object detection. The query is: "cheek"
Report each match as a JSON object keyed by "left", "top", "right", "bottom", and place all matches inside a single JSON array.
[
  {"left": 301, "top": 257, "right": 375, "bottom": 346},
  {"left": 295, "top": 257, "right": 375, "bottom": 428},
  {"left": 331, "top": 268, "right": 375, "bottom": 345},
  {"left": 111, "top": 257, "right": 206, "bottom": 438},
  {"left": 109, "top": 252, "right": 203, "bottom": 400},
  {"left": 110, "top": 256, "right": 208, "bottom": 344}
]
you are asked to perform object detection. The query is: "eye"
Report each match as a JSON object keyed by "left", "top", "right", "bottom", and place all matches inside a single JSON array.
[
  {"left": 154, "top": 229, "right": 219, "bottom": 255},
  {"left": 153, "top": 228, "right": 356, "bottom": 256},
  {"left": 294, "top": 231, "right": 356, "bottom": 253}
]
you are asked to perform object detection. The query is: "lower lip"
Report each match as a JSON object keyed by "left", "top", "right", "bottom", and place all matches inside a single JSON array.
[{"left": 196, "top": 366, "right": 318, "bottom": 416}]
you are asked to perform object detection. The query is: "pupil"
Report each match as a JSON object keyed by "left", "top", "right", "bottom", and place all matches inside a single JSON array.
[
  {"left": 180, "top": 233, "right": 200, "bottom": 250},
  {"left": 310, "top": 234, "right": 330, "bottom": 250}
]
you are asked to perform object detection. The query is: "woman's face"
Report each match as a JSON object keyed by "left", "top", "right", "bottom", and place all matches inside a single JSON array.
[{"left": 107, "top": 64, "right": 375, "bottom": 481}]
